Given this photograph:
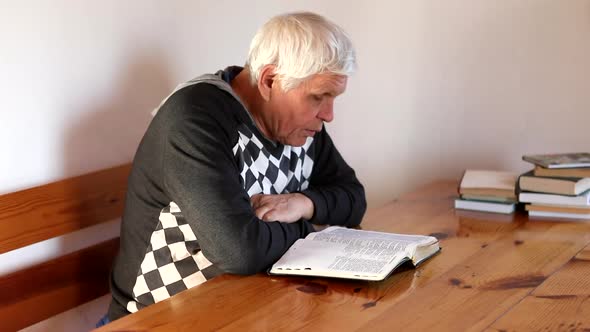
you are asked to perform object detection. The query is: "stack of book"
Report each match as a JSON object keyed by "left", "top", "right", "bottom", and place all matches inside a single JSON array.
[
  {"left": 455, "top": 170, "right": 519, "bottom": 214},
  {"left": 519, "top": 153, "right": 590, "bottom": 220}
]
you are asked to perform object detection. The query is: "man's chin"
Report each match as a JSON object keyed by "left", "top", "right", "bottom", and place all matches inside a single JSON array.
[{"left": 282, "top": 137, "right": 308, "bottom": 147}]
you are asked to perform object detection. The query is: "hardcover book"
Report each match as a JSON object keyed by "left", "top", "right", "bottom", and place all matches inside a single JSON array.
[
  {"left": 519, "top": 171, "right": 590, "bottom": 196},
  {"left": 528, "top": 210, "right": 590, "bottom": 221},
  {"left": 458, "top": 170, "right": 518, "bottom": 199},
  {"left": 525, "top": 204, "right": 590, "bottom": 214},
  {"left": 454, "top": 198, "right": 516, "bottom": 214},
  {"left": 519, "top": 190, "right": 590, "bottom": 207},
  {"left": 533, "top": 166, "right": 590, "bottom": 179},
  {"left": 523, "top": 153, "right": 590, "bottom": 169}
]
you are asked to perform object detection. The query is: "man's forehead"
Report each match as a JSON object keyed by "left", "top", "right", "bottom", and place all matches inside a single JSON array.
[{"left": 307, "top": 74, "right": 348, "bottom": 94}]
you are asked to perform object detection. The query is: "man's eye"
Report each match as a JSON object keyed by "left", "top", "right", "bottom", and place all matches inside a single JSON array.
[{"left": 312, "top": 95, "right": 323, "bottom": 102}]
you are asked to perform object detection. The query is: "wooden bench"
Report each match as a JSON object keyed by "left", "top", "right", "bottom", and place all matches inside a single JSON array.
[{"left": 0, "top": 164, "right": 131, "bottom": 331}]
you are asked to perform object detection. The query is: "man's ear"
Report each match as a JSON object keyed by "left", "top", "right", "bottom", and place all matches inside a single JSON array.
[{"left": 257, "top": 64, "right": 277, "bottom": 102}]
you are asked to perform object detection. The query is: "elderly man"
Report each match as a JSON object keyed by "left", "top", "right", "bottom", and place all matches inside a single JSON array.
[{"left": 104, "top": 11, "right": 366, "bottom": 323}]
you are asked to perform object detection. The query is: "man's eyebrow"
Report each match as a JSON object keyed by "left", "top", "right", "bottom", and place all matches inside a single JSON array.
[
  {"left": 310, "top": 91, "right": 335, "bottom": 99},
  {"left": 311, "top": 88, "right": 341, "bottom": 97},
  {"left": 309, "top": 89, "right": 324, "bottom": 95}
]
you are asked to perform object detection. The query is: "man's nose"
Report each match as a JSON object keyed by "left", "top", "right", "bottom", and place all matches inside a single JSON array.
[{"left": 317, "top": 100, "right": 334, "bottom": 123}]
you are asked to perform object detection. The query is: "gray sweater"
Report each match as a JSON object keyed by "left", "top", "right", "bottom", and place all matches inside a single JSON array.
[{"left": 108, "top": 66, "right": 366, "bottom": 320}]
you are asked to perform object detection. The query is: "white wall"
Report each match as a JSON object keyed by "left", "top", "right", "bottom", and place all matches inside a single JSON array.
[
  {"left": 336, "top": 0, "right": 590, "bottom": 206},
  {"left": 1, "top": 1, "right": 589, "bottom": 273}
]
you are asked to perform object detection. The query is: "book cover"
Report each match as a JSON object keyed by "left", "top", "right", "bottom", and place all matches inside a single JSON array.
[
  {"left": 528, "top": 210, "right": 590, "bottom": 221},
  {"left": 519, "top": 190, "right": 590, "bottom": 207},
  {"left": 522, "top": 153, "right": 590, "bottom": 169},
  {"left": 460, "top": 194, "right": 517, "bottom": 203},
  {"left": 525, "top": 204, "right": 590, "bottom": 214},
  {"left": 519, "top": 170, "right": 590, "bottom": 196},
  {"left": 454, "top": 198, "right": 516, "bottom": 214},
  {"left": 268, "top": 227, "right": 440, "bottom": 281},
  {"left": 534, "top": 166, "right": 590, "bottom": 179}
]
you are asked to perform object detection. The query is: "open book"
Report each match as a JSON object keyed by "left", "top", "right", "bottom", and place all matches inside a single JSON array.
[{"left": 269, "top": 226, "right": 440, "bottom": 281}]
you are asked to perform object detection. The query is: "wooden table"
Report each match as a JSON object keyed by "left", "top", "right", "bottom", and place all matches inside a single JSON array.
[{"left": 96, "top": 181, "right": 590, "bottom": 331}]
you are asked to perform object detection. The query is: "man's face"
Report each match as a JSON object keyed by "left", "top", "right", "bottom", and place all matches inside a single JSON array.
[{"left": 264, "top": 73, "right": 347, "bottom": 146}]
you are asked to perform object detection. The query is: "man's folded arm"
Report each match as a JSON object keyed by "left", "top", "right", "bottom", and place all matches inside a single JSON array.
[
  {"left": 162, "top": 106, "right": 313, "bottom": 275},
  {"left": 301, "top": 128, "right": 367, "bottom": 227}
]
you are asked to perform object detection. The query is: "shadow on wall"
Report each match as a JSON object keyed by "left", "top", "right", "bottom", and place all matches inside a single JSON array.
[{"left": 60, "top": 49, "right": 175, "bottom": 316}]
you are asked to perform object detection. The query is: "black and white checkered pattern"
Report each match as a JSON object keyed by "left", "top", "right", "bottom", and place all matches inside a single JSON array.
[
  {"left": 127, "top": 202, "right": 222, "bottom": 313},
  {"left": 232, "top": 124, "right": 315, "bottom": 197}
]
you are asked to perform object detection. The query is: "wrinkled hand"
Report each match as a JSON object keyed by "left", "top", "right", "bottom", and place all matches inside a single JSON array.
[{"left": 251, "top": 193, "right": 314, "bottom": 223}]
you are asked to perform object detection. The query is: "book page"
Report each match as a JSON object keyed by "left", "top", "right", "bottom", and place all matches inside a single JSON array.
[{"left": 271, "top": 227, "right": 435, "bottom": 278}]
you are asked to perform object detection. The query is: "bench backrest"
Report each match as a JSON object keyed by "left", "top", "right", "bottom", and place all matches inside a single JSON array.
[{"left": 0, "top": 164, "right": 131, "bottom": 331}]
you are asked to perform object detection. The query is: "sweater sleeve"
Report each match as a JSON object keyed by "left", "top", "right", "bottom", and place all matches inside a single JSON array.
[
  {"left": 300, "top": 127, "right": 367, "bottom": 227},
  {"left": 161, "top": 92, "right": 313, "bottom": 275}
]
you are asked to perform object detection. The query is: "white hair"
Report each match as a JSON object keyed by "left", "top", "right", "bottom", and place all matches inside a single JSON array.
[{"left": 246, "top": 12, "right": 356, "bottom": 91}]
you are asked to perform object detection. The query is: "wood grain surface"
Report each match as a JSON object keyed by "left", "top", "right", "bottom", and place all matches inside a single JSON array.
[
  {"left": 0, "top": 164, "right": 131, "bottom": 254},
  {"left": 96, "top": 180, "right": 590, "bottom": 332}
]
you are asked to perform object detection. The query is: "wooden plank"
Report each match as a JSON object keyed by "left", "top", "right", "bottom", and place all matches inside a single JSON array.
[
  {"left": 0, "top": 164, "right": 131, "bottom": 254},
  {"left": 486, "top": 244, "right": 590, "bottom": 332},
  {"left": 0, "top": 238, "right": 119, "bottom": 331},
  {"left": 353, "top": 223, "right": 590, "bottom": 332}
]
